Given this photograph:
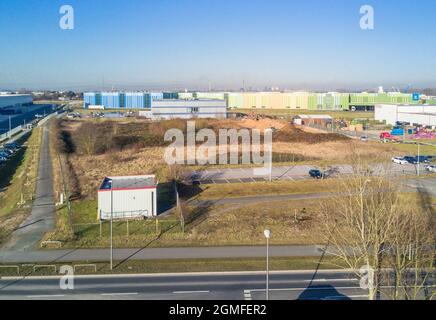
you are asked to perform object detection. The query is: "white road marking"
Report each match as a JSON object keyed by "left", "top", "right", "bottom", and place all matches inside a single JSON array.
[
  {"left": 322, "top": 295, "right": 368, "bottom": 300},
  {"left": 173, "top": 290, "right": 210, "bottom": 294},
  {"left": 312, "top": 278, "right": 359, "bottom": 282},
  {"left": 248, "top": 286, "right": 362, "bottom": 292},
  {"left": 244, "top": 290, "right": 252, "bottom": 301},
  {"left": 101, "top": 292, "right": 138, "bottom": 296},
  {"left": 27, "top": 294, "right": 65, "bottom": 298}
]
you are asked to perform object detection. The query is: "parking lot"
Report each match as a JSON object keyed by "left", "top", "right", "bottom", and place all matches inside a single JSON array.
[
  {"left": 189, "top": 162, "right": 429, "bottom": 185},
  {"left": 0, "top": 142, "right": 22, "bottom": 167}
]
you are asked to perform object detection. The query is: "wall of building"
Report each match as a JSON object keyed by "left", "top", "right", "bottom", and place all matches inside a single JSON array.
[
  {"left": 225, "top": 92, "right": 311, "bottom": 110},
  {"left": 83, "top": 91, "right": 423, "bottom": 111},
  {"left": 375, "top": 104, "right": 436, "bottom": 126},
  {"left": 151, "top": 99, "right": 227, "bottom": 119},
  {"left": 84, "top": 92, "right": 163, "bottom": 109},
  {"left": 194, "top": 92, "right": 226, "bottom": 100},
  {"left": 98, "top": 188, "right": 157, "bottom": 219},
  {"left": 178, "top": 92, "right": 195, "bottom": 100}
]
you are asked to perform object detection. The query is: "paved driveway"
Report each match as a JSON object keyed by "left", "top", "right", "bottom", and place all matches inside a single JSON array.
[
  {"left": 2, "top": 122, "right": 55, "bottom": 251},
  {"left": 189, "top": 163, "right": 422, "bottom": 184}
]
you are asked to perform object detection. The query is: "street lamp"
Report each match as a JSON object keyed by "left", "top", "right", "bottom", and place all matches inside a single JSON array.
[
  {"left": 417, "top": 142, "right": 421, "bottom": 177},
  {"left": 264, "top": 229, "right": 271, "bottom": 300},
  {"left": 110, "top": 179, "right": 114, "bottom": 270}
]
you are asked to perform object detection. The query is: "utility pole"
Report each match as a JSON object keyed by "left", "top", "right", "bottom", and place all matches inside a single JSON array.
[
  {"left": 264, "top": 229, "right": 271, "bottom": 300},
  {"left": 417, "top": 142, "right": 420, "bottom": 177},
  {"left": 110, "top": 180, "right": 114, "bottom": 270}
]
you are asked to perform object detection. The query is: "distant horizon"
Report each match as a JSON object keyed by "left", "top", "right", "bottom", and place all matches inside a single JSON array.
[
  {"left": 1, "top": 0, "right": 436, "bottom": 90},
  {"left": 2, "top": 84, "right": 436, "bottom": 94}
]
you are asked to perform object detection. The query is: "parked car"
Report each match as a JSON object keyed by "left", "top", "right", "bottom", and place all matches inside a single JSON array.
[
  {"left": 0, "top": 151, "right": 11, "bottom": 159},
  {"left": 425, "top": 165, "right": 436, "bottom": 173},
  {"left": 404, "top": 156, "right": 430, "bottom": 164},
  {"left": 309, "top": 169, "right": 324, "bottom": 179},
  {"left": 360, "top": 135, "right": 368, "bottom": 142},
  {"left": 4, "top": 142, "right": 20, "bottom": 150},
  {"left": 403, "top": 156, "right": 418, "bottom": 164},
  {"left": 0, "top": 148, "right": 14, "bottom": 156},
  {"left": 391, "top": 157, "right": 408, "bottom": 165},
  {"left": 416, "top": 156, "right": 431, "bottom": 164}
]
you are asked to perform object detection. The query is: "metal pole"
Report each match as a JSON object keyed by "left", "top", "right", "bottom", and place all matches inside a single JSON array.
[
  {"left": 110, "top": 184, "right": 113, "bottom": 270},
  {"left": 417, "top": 143, "right": 420, "bottom": 176},
  {"left": 266, "top": 237, "right": 269, "bottom": 300}
]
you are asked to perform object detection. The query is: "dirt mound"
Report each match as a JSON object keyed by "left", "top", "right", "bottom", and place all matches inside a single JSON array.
[
  {"left": 274, "top": 125, "right": 350, "bottom": 144},
  {"left": 239, "top": 118, "right": 287, "bottom": 131}
]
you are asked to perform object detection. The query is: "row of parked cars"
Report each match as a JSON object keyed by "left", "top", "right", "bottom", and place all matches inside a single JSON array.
[
  {"left": 392, "top": 156, "right": 436, "bottom": 172},
  {"left": 391, "top": 156, "right": 433, "bottom": 165},
  {"left": 0, "top": 142, "right": 21, "bottom": 165}
]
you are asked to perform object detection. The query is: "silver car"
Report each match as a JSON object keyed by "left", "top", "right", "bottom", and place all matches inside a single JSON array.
[{"left": 425, "top": 165, "right": 436, "bottom": 173}]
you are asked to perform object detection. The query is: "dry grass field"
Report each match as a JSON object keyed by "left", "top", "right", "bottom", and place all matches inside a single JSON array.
[
  {"left": 42, "top": 116, "right": 431, "bottom": 249},
  {"left": 53, "top": 117, "right": 400, "bottom": 199}
]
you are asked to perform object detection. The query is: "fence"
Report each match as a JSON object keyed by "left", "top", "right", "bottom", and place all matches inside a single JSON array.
[
  {"left": 99, "top": 210, "right": 151, "bottom": 221},
  {"left": 72, "top": 218, "right": 183, "bottom": 238},
  {"left": 0, "top": 125, "right": 23, "bottom": 142},
  {"left": 303, "top": 123, "right": 379, "bottom": 140}
]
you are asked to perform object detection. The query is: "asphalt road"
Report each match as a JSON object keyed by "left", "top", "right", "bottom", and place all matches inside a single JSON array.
[
  {"left": 0, "top": 270, "right": 369, "bottom": 300},
  {"left": 2, "top": 121, "right": 55, "bottom": 251}
]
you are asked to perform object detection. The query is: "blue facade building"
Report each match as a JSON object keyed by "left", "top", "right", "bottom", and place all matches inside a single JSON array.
[
  {"left": 101, "top": 92, "right": 121, "bottom": 109},
  {"left": 83, "top": 92, "right": 166, "bottom": 109}
]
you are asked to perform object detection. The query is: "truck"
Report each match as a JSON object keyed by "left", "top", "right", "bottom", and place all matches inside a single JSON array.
[{"left": 380, "top": 132, "right": 401, "bottom": 142}]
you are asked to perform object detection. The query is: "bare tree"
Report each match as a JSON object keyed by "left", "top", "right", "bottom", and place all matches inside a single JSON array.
[
  {"left": 382, "top": 194, "right": 435, "bottom": 300},
  {"left": 321, "top": 154, "right": 434, "bottom": 300},
  {"left": 76, "top": 123, "right": 98, "bottom": 156}
]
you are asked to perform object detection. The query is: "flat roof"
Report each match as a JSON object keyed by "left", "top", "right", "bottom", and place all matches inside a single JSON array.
[{"left": 99, "top": 175, "right": 157, "bottom": 191}]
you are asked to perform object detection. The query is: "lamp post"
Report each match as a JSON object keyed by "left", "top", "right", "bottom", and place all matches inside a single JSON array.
[
  {"left": 417, "top": 142, "right": 420, "bottom": 177},
  {"left": 264, "top": 229, "right": 271, "bottom": 300},
  {"left": 110, "top": 179, "right": 114, "bottom": 270}
]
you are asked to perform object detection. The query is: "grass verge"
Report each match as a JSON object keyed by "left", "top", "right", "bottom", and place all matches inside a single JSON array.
[
  {"left": 185, "top": 179, "right": 339, "bottom": 201},
  {"left": 0, "top": 256, "right": 347, "bottom": 277}
]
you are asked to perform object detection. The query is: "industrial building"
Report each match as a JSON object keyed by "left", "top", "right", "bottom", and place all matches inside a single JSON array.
[
  {"left": 0, "top": 94, "right": 33, "bottom": 110},
  {"left": 226, "top": 92, "right": 310, "bottom": 110},
  {"left": 98, "top": 175, "right": 158, "bottom": 220},
  {"left": 84, "top": 91, "right": 227, "bottom": 119},
  {"left": 84, "top": 91, "right": 423, "bottom": 112},
  {"left": 194, "top": 92, "right": 226, "bottom": 100},
  {"left": 226, "top": 91, "right": 418, "bottom": 111},
  {"left": 84, "top": 92, "right": 163, "bottom": 109},
  {"left": 375, "top": 104, "right": 436, "bottom": 127},
  {"left": 148, "top": 99, "right": 227, "bottom": 120}
]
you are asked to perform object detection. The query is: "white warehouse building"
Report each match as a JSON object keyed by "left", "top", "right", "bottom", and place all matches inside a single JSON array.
[
  {"left": 98, "top": 175, "right": 158, "bottom": 220},
  {"left": 149, "top": 99, "right": 227, "bottom": 120},
  {"left": 375, "top": 104, "right": 436, "bottom": 127}
]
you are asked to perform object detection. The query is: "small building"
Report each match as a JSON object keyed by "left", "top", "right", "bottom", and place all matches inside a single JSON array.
[
  {"left": 98, "top": 175, "right": 158, "bottom": 220},
  {"left": 293, "top": 114, "right": 333, "bottom": 126},
  {"left": 375, "top": 104, "right": 436, "bottom": 127}
]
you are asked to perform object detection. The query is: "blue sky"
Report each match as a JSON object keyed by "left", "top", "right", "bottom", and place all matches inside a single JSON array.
[{"left": 0, "top": 0, "right": 435, "bottom": 91}]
